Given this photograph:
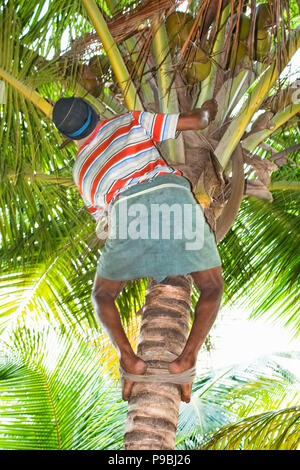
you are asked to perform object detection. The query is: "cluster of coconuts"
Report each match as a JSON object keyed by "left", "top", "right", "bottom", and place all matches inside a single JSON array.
[
  {"left": 165, "top": 11, "right": 211, "bottom": 84},
  {"left": 164, "top": 4, "right": 274, "bottom": 86},
  {"left": 228, "top": 3, "right": 273, "bottom": 67},
  {"left": 76, "top": 4, "right": 275, "bottom": 96},
  {"left": 77, "top": 51, "right": 137, "bottom": 97}
]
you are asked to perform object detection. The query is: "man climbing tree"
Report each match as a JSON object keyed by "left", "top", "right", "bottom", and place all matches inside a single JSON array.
[{"left": 52, "top": 96, "right": 224, "bottom": 403}]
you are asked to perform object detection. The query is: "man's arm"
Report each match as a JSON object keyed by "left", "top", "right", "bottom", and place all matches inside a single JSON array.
[{"left": 176, "top": 99, "right": 218, "bottom": 131}]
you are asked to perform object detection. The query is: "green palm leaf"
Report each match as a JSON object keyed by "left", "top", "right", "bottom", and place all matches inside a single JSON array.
[
  {"left": 0, "top": 0, "right": 299, "bottom": 450},
  {"left": 220, "top": 188, "right": 300, "bottom": 335},
  {"left": 0, "top": 257, "right": 147, "bottom": 335},
  {"left": 1, "top": 320, "right": 299, "bottom": 450},
  {"left": 0, "top": 4, "right": 86, "bottom": 268},
  {"left": 200, "top": 406, "right": 300, "bottom": 450},
  {"left": 176, "top": 352, "right": 300, "bottom": 449},
  {"left": 0, "top": 321, "right": 126, "bottom": 450}
]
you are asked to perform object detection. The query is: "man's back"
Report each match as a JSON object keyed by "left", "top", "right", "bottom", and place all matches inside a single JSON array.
[{"left": 73, "top": 111, "right": 181, "bottom": 219}]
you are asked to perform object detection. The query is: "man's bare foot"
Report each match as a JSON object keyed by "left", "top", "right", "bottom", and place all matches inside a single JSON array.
[
  {"left": 169, "top": 355, "right": 196, "bottom": 403},
  {"left": 120, "top": 351, "right": 147, "bottom": 401}
]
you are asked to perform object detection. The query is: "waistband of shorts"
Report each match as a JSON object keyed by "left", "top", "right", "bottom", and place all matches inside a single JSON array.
[{"left": 110, "top": 174, "right": 191, "bottom": 207}]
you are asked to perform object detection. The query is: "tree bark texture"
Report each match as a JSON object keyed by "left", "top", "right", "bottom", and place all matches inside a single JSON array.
[{"left": 123, "top": 274, "right": 193, "bottom": 450}]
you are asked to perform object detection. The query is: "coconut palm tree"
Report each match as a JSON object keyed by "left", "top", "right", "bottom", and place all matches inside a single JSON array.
[{"left": 0, "top": 0, "right": 299, "bottom": 450}]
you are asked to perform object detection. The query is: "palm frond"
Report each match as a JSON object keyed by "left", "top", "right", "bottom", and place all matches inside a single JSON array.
[
  {"left": 220, "top": 187, "right": 300, "bottom": 336},
  {"left": 17, "top": 0, "right": 89, "bottom": 57},
  {"left": 0, "top": 321, "right": 127, "bottom": 450},
  {"left": 0, "top": 242, "right": 147, "bottom": 330},
  {"left": 199, "top": 406, "right": 300, "bottom": 450},
  {"left": 176, "top": 351, "right": 300, "bottom": 450},
  {"left": 0, "top": 0, "right": 299, "bottom": 384}
]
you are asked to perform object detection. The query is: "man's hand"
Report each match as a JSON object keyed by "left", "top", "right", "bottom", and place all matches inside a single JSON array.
[
  {"left": 201, "top": 98, "right": 218, "bottom": 122},
  {"left": 176, "top": 99, "right": 218, "bottom": 132}
]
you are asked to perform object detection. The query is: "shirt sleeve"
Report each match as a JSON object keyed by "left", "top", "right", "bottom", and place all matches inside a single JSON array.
[{"left": 132, "top": 111, "right": 179, "bottom": 142}]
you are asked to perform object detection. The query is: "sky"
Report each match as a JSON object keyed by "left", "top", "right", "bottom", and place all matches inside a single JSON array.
[{"left": 195, "top": 301, "right": 300, "bottom": 386}]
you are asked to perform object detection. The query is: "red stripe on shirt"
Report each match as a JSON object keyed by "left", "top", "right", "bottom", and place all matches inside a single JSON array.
[
  {"left": 152, "top": 114, "right": 165, "bottom": 141},
  {"left": 90, "top": 140, "right": 154, "bottom": 204},
  {"left": 76, "top": 121, "right": 103, "bottom": 155},
  {"left": 131, "top": 110, "right": 141, "bottom": 122},
  {"left": 76, "top": 114, "right": 128, "bottom": 155},
  {"left": 78, "top": 121, "right": 137, "bottom": 193},
  {"left": 105, "top": 158, "right": 168, "bottom": 204},
  {"left": 87, "top": 206, "right": 98, "bottom": 214}
]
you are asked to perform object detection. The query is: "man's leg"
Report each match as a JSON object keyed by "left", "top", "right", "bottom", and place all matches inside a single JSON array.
[
  {"left": 91, "top": 274, "right": 146, "bottom": 400},
  {"left": 169, "top": 266, "right": 224, "bottom": 403}
]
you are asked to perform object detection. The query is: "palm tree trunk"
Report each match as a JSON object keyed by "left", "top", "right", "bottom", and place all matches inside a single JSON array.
[{"left": 123, "top": 274, "right": 193, "bottom": 450}]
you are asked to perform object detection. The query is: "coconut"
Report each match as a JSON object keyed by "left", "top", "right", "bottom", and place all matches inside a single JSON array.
[
  {"left": 256, "top": 3, "right": 272, "bottom": 30},
  {"left": 166, "top": 11, "right": 194, "bottom": 48},
  {"left": 255, "top": 29, "right": 271, "bottom": 61},
  {"left": 89, "top": 55, "right": 110, "bottom": 77},
  {"left": 232, "top": 13, "right": 251, "bottom": 40},
  {"left": 186, "top": 49, "right": 211, "bottom": 83},
  {"left": 77, "top": 64, "right": 102, "bottom": 97},
  {"left": 228, "top": 41, "right": 248, "bottom": 67}
]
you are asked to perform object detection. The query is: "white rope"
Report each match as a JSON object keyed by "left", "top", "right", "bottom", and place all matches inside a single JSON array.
[
  {"left": 119, "top": 364, "right": 196, "bottom": 384},
  {"left": 119, "top": 351, "right": 196, "bottom": 384}
]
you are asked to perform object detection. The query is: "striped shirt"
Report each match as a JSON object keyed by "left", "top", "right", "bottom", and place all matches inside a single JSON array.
[{"left": 73, "top": 111, "right": 182, "bottom": 220}]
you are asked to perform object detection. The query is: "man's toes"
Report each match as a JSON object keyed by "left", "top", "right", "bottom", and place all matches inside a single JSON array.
[
  {"left": 181, "top": 384, "right": 192, "bottom": 403},
  {"left": 122, "top": 379, "right": 134, "bottom": 401}
]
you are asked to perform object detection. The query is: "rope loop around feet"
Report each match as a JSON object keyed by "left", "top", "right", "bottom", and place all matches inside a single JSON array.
[
  {"left": 119, "top": 365, "right": 196, "bottom": 384},
  {"left": 119, "top": 351, "right": 196, "bottom": 385}
]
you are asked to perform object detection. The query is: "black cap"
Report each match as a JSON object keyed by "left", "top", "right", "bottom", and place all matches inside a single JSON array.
[{"left": 52, "top": 97, "right": 98, "bottom": 140}]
